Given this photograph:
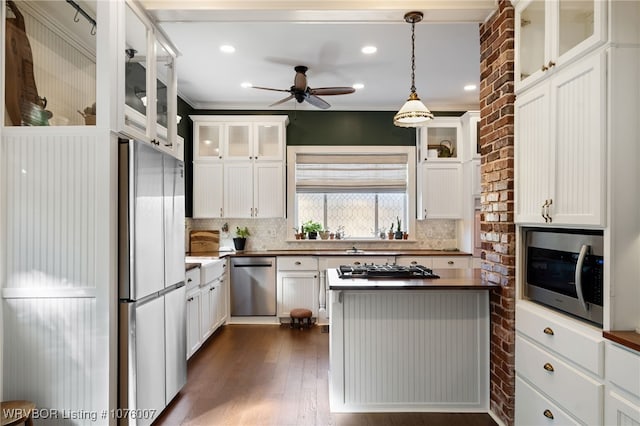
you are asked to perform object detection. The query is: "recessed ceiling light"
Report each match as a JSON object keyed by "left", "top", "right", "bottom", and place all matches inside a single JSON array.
[
  {"left": 353, "top": 83, "right": 365, "bottom": 90},
  {"left": 220, "top": 45, "right": 235, "bottom": 53},
  {"left": 241, "top": 82, "right": 252, "bottom": 88},
  {"left": 464, "top": 84, "right": 477, "bottom": 91},
  {"left": 361, "top": 46, "right": 377, "bottom": 54}
]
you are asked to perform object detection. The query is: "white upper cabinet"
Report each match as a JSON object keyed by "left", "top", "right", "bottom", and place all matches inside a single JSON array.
[
  {"left": 418, "top": 163, "right": 463, "bottom": 219},
  {"left": 418, "top": 117, "right": 462, "bottom": 163},
  {"left": 192, "top": 116, "right": 287, "bottom": 162},
  {"left": 122, "top": 0, "right": 179, "bottom": 158},
  {"left": 192, "top": 115, "right": 289, "bottom": 218},
  {"left": 515, "top": 0, "right": 607, "bottom": 92},
  {"left": 515, "top": 51, "right": 605, "bottom": 227}
]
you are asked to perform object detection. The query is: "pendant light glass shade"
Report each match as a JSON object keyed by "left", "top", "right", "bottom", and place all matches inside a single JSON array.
[{"left": 394, "top": 11, "right": 433, "bottom": 128}]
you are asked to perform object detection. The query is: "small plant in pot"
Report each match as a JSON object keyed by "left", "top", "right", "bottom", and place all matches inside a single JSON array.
[
  {"left": 388, "top": 223, "right": 395, "bottom": 240},
  {"left": 395, "top": 216, "right": 404, "bottom": 239},
  {"left": 302, "top": 220, "right": 323, "bottom": 240},
  {"left": 233, "top": 226, "right": 250, "bottom": 251}
]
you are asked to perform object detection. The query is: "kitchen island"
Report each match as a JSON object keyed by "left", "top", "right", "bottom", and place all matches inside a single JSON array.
[{"left": 327, "top": 268, "right": 496, "bottom": 413}]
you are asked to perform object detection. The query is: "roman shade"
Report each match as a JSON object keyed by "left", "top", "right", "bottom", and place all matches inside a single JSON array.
[{"left": 295, "top": 153, "right": 408, "bottom": 193}]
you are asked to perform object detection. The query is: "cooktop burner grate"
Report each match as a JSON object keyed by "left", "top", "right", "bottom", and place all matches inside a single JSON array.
[{"left": 337, "top": 264, "right": 439, "bottom": 279}]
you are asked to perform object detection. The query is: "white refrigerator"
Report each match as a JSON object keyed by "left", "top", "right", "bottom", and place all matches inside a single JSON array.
[{"left": 118, "top": 139, "right": 186, "bottom": 426}]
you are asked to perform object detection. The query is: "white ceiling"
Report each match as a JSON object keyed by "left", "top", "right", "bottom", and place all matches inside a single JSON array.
[{"left": 141, "top": 1, "right": 498, "bottom": 111}]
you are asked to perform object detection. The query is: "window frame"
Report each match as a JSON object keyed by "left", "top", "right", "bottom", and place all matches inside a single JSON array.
[{"left": 286, "top": 145, "right": 416, "bottom": 241}]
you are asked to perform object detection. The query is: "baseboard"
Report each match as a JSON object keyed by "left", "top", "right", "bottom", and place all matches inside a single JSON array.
[{"left": 488, "top": 409, "right": 507, "bottom": 426}]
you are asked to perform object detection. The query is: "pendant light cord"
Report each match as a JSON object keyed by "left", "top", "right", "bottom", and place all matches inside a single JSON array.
[{"left": 410, "top": 18, "right": 416, "bottom": 94}]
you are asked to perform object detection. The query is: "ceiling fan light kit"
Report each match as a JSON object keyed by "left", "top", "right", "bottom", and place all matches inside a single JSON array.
[{"left": 394, "top": 11, "right": 434, "bottom": 128}]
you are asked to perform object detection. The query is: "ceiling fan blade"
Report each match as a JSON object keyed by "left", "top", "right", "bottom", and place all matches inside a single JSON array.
[
  {"left": 305, "top": 94, "right": 330, "bottom": 109},
  {"left": 310, "top": 87, "right": 356, "bottom": 96},
  {"left": 269, "top": 95, "right": 294, "bottom": 107},
  {"left": 252, "top": 86, "right": 291, "bottom": 93}
]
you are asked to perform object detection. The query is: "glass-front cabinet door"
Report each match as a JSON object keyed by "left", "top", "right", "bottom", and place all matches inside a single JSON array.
[
  {"left": 225, "top": 123, "right": 252, "bottom": 161},
  {"left": 419, "top": 117, "right": 461, "bottom": 162},
  {"left": 515, "top": 0, "right": 606, "bottom": 91},
  {"left": 154, "top": 37, "right": 176, "bottom": 150},
  {"left": 516, "top": 0, "right": 547, "bottom": 89},
  {"left": 255, "top": 123, "right": 283, "bottom": 161},
  {"left": 124, "top": 2, "right": 150, "bottom": 136},
  {"left": 194, "top": 123, "right": 223, "bottom": 160}
]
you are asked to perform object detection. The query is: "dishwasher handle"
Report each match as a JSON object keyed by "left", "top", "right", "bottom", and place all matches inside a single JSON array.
[{"left": 233, "top": 262, "right": 273, "bottom": 268}]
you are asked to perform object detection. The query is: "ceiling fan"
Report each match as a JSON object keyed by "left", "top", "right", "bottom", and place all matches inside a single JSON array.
[{"left": 252, "top": 65, "right": 355, "bottom": 109}]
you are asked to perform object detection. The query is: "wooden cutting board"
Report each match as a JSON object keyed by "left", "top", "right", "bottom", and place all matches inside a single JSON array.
[{"left": 189, "top": 230, "right": 220, "bottom": 254}]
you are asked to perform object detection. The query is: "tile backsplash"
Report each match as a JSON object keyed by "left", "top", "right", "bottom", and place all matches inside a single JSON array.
[{"left": 186, "top": 218, "right": 458, "bottom": 253}]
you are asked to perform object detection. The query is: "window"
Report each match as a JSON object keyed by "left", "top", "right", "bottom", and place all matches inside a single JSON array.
[{"left": 287, "top": 146, "right": 416, "bottom": 240}]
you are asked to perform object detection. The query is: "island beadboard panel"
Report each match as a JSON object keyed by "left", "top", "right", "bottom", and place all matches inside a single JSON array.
[{"left": 479, "top": 1, "right": 516, "bottom": 425}]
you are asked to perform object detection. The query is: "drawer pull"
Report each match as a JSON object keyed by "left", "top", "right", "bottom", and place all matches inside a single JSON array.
[
  {"left": 447, "top": 260, "right": 454, "bottom": 265},
  {"left": 543, "top": 327, "right": 554, "bottom": 336},
  {"left": 543, "top": 409, "right": 554, "bottom": 420},
  {"left": 187, "top": 297, "right": 194, "bottom": 302},
  {"left": 295, "top": 261, "right": 302, "bottom": 265},
  {"left": 411, "top": 261, "right": 418, "bottom": 265},
  {"left": 354, "top": 261, "right": 361, "bottom": 265},
  {"left": 187, "top": 278, "right": 192, "bottom": 283},
  {"left": 543, "top": 362, "right": 555, "bottom": 372}
]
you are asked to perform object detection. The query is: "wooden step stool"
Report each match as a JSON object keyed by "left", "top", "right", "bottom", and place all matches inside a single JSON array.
[{"left": 290, "top": 308, "right": 313, "bottom": 329}]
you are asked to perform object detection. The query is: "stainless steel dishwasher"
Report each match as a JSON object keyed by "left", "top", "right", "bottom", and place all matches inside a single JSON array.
[{"left": 230, "top": 257, "right": 277, "bottom": 316}]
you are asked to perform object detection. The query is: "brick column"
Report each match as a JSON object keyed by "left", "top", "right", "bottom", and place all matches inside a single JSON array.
[{"left": 479, "top": 1, "right": 516, "bottom": 425}]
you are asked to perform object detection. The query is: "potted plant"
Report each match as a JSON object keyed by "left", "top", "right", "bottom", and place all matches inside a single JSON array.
[
  {"left": 233, "top": 226, "right": 250, "bottom": 251},
  {"left": 319, "top": 228, "right": 330, "bottom": 240},
  {"left": 395, "top": 216, "right": 404, "bottom": 239},
  {"left": 302, "top": 220, "right": 323, "bottom": 240},
  {"left": 388, "top": 223, "right": 395, "bottom": 240}
]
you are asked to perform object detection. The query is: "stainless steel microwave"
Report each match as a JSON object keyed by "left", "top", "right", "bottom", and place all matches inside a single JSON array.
[{"left": 523, "top": 228, "right": 604, "bottom": 326}]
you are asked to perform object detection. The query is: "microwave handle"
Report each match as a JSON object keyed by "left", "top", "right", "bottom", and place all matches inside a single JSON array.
[{"left": 575, "top": 244, "right": 589, "bottom": 312}]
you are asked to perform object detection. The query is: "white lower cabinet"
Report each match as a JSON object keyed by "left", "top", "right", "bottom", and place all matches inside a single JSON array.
[
  {"left": 605, "top": 342, "right": 640, "bottom": 426},
  {"left": 277, "top": 257, "right": 319, "bottom": 319},
  {"left": 186, "top": 287, "right": 201, "bottom": 359},
  {"left": 186, "top": 261, "right": 227, "bottom": 359},
  {"left": 394, "top": 256, "right": 471, "bottom": 269},
  {"left": 515, "top": 301, "right": 604, "bottom": 425}
]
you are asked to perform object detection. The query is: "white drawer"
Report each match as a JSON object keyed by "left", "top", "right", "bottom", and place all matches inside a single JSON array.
[
  {"left": 277, "top": 256, "right": 318, "bottom": 271},
  {"left": 186, "top": 268, "right": 200, "bottom": 290},
  {"left": 432, "top": 256, "right": 471, "bottom": 269},
  {"left": 607, "top": 342, "right": 640, "bottom": 399},
  {"left": 516, "top": 335, "right": 604, "bottom": 425},
  {"left": 516, "top": 376, "right": 579, "bottom": 426},
  {"left": 516, "top": 302, "right": 604, "bottom": 376},
  {"left": 394, "top": 256, "right": 433, "bottom": 268}
]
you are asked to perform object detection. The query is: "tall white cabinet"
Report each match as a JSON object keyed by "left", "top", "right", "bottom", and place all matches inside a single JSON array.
[
  {"left": 514, "top": 0, "right": 640, "bottom": 424},
  {"left": 191, "top": 115, "right": 288, "bottom": 218}
]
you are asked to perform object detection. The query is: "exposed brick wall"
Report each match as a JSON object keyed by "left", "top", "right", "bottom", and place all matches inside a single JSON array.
[{"left": 479, "top": 1, "right": 516, "bottom": 425}]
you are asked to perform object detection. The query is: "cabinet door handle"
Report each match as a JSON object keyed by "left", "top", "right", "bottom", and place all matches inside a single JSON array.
[
  {"left": 543, "top": 362, "right": 555, "bottom": 372},
  {"left": 541, "top": 64, "right": 549, "bottom": 72},
  {"left": 424, "top": 209, "right": 428, "bottom": 217},
  {"left": 546, "top": 198, "right": 553, "bottom": 223},
  {"left": 254, "top": 208, "right": 258, "bottom": 217},
  {"left": 210, "top": 287, "right": 215, "bottom": 292},
  {"left": 447, "top": 260, "right": 454, "bottom": 265},
  {"left": 187, "top": 278, "right": 192, "bottom": 283},
  {"left": 543, "top": 327, "right": 554, "bottom": 335},
  {"left": 541, "top": 200, "right": 549, "bottom": 222},
  {"left": 353, "top": 261, "right": 361, "bottom": 265},
  {"left": 295, "top": 261, "right": 302, "bottom": 265},
  {"left": 543, "top": 409, "right": 554, "bottom": 420},
  {"left": 548, "top": 60, "right": 556, "bottom": 68},
  {"left": 220, "top": 208, "right": 223, "bottom": 218},
  {"left": 411, "top": 261, "right": 418, "bottom": 265},
  {"left": 187, "top": 297, "right": 194, "bottom": 302}
]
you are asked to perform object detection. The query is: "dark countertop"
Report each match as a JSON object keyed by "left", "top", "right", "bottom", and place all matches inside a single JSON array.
[
  {"left": 327, "top": 268, "right": 495, "bottom": 290},
  {"left": 187, "top": 249, "right": 472, "bottom": 258},
  {"left": 603, "top": 330, "right": 640, "bottom": 353}
]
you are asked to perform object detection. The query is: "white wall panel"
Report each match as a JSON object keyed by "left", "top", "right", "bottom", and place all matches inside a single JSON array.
[
  {"left": 3, "top": 134, "right": 97, "bottom": 289},
  {"left": 3, "top": 298, "right": 97, "bottom": 425}
]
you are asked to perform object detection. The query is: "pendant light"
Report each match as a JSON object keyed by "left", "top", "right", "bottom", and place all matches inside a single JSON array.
[{"left": 393, "top": 11, "right": 433, "bottom": 127}]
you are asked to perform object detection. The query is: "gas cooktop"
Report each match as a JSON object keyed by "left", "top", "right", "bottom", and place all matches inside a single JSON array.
[{"left": 337, "top": 264, "right": 440, "bottom": 279}]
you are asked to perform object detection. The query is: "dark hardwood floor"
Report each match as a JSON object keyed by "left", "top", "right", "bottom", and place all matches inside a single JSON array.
[{"left": 154, "top": 324, "right": 498, "bottom": 426}]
